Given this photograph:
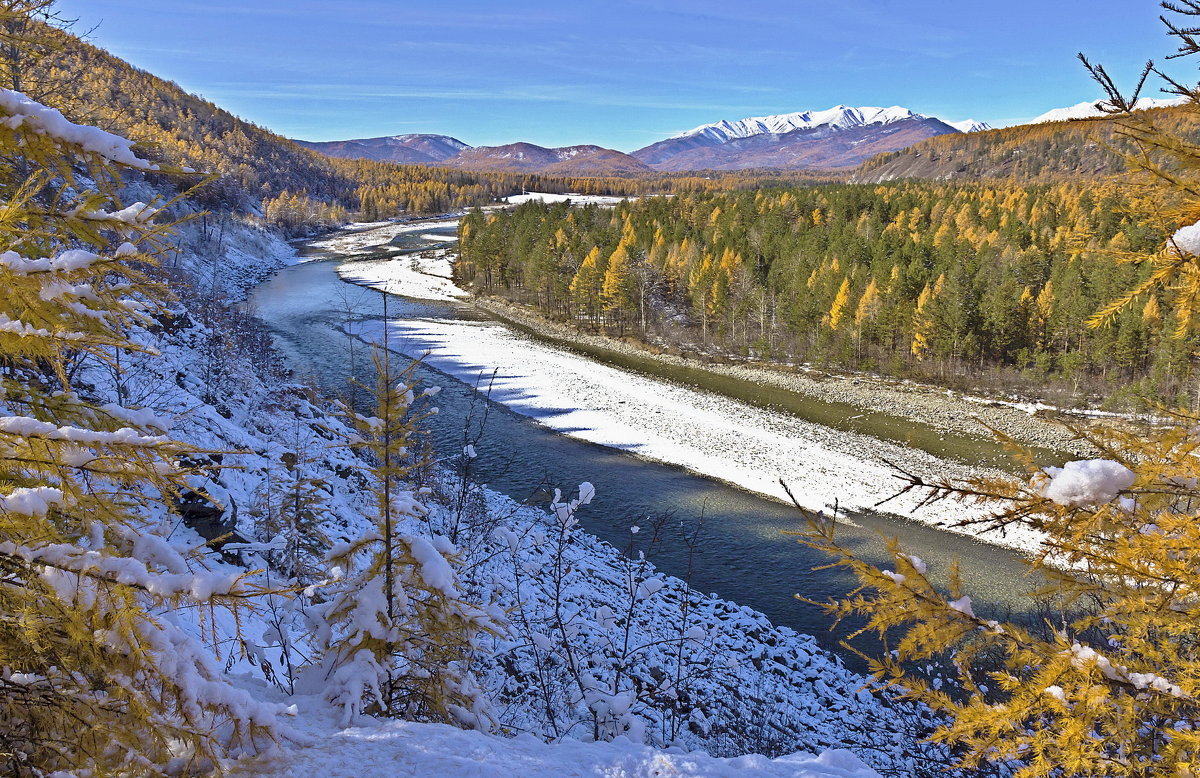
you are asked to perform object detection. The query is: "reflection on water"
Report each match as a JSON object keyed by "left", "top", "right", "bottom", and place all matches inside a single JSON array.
[{"left": 247, "top": 232, "right": 1041, "bottom": 672}]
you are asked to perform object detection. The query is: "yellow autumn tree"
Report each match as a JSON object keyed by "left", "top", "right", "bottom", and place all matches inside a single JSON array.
[
  {"left": 910, "top": 283, "right": 935, "bottom": 359},
  {"left": 0, "top": 79, "right": 280, "bottom": 773},
  {"left": 826, "top": 277, "right": 852, "bottom": 331},
  {"left": 854, "top": 277, "right": 881, "bottom": 327},
  {"left": 602, "top": 238, "right": 633, "bottom": 317},
  {"left": 569, "top": 246, "right": 605, "bottom": 325},
  {"left": 797, "top": 6, "right": 1200, "bottom": 775}
]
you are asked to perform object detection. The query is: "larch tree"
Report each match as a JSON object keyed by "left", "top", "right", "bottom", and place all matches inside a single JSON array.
[
  {"left": 0, "top": 84, "right": 282, "bottom": 773},
  {"left": 319, "top": 348, "right": 495, "bottom": 728},
  {"left": 796, "top": 4, "right": 1200, "bottom": 775}
]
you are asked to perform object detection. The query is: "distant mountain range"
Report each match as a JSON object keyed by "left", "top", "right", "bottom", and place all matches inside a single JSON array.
[
  {"left": 292, "top": 98, "right": 1189, "bottom": 175},
  {"left": 440, "top": 143, "right": 652, "bottom": 174},
  {"left": 293, "top": 133, "right": 469, "bottom": 165},
  {"left": 295, "top": 104, "right": 993, "bottom": 174},
  {"left": 631, "top": 105, "right": 986, "bottom": 171}
]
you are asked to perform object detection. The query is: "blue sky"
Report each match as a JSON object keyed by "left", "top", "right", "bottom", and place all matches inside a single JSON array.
[{"left": 57, "top": 1, "right": 1186, "bottom": 151}]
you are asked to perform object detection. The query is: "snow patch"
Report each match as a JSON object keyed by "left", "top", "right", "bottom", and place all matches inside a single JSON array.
[
  {"left": 1037, "top": 459, "right": 1135, "bottom": 507},
  {"left": 248, "top": 695, "right": 884, "bottom": 777}
]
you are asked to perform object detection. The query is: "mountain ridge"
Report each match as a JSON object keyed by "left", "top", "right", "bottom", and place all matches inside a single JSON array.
[
  {"left": 294, "top": 133, "right": 469, "bottom": 165},
  {"left": 633, "top": 106, "right": 971, "bottom": 171}
]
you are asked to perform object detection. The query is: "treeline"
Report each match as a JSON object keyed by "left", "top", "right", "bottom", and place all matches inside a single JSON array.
[
  {"left": 458, "top": 182, "right": 1195, "bottom": 402},
  {"left": 855, "top": 105, "right": 1200, "bottom": 183}
]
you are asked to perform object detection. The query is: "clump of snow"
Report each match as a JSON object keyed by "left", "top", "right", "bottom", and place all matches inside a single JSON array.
[
  {"left": 0, "top": 248, "right": 103, "bottom": 274},
  {"left": 1172, "top": 219, "right": 1200, "bottom": 257},
  {"left": 1037, "top": 459, "right": 1135, "bottom": 507},
  {"left": 0, "top": 88, "right": 159, "bottom": 170},
  {"left": 0, "top": 486, "right": 64, "bottom": 516},
  {"left": 77, "top": 201, "right": 160, "bottom": 225},
  {"left": 947, "top": 596, "right": 974, "bottom": 618}
]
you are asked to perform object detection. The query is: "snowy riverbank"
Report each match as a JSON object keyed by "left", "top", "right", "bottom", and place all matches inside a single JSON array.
[{"left": 476, "top": 297, "right": 1100, "bottom": 459}]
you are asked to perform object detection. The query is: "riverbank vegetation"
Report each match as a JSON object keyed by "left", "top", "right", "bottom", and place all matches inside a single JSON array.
[{"left": 457, "top": 180, "right": 1190, "bottom": 405}]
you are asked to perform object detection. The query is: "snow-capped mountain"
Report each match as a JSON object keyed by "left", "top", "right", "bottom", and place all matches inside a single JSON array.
[
  {"left": 671, "top": 105, "right": 925, "bottom": 144},
  {"left": 634, "top": 105, "right": 965, "bottom": 171},
  {"left": 1031, "top": 96, "right": 1188, "bottom": 124},
  {"left": 948, "top": 118, "right": 992, "bottom": 133}
]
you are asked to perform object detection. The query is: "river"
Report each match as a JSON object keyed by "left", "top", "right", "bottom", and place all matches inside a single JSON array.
[{"left": 246, "top": 217, "right": 1041, "bottom": 670}]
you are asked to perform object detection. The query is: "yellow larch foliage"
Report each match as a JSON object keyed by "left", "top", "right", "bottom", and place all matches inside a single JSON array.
[
  {"left": 0, "top": 83, "right": 279, "bottom": 774},
  {"left": 602, "top": 239, "right": 633, "bottom": 313},
  {"left": 854, "top": 277, "right": 882, "bottom": 326},
  {"left": 797, "top": 9, "right": 1200, "bottom": 775},
  {"left": 827, "top": 277, "right": 852, "bottom": 331},
  {"left": 910, "top": 283, "right": 934, "bottom": 359}
]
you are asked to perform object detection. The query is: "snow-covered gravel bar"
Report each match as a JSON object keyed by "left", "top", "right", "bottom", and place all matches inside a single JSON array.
[{"left": 350, "top": 313, "right": 1038, "bottom": 549}]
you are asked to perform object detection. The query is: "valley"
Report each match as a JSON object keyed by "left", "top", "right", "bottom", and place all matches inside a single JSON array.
[
  {"left": 13, "top": 2, "right": 1200, "bottom": 774},
  {"left": 249, "top": 216, "right": 1047, "bottom": 668}
]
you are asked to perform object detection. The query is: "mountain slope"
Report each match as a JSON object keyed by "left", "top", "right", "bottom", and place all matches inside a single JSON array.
[
  {"left": 635, "top": 105, "right": 966, "bottom": 171},
  {"left": 853, "top": 103, "right": 1200, "bottom": 183},
  {"left": 38, "top": 27, "right": 356, "bottom": 208},
  {"left": 295, "top": 133, "right": 469, "bottom": 164}
]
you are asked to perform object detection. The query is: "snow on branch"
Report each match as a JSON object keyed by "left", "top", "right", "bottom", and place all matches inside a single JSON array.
[{"left": 0, "top": 88, "right": 159, "bottom": 171}]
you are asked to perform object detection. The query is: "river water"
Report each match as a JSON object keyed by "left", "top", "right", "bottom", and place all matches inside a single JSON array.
[{"left": 247, "top": 219, "right": 1042, "bottom": 670}]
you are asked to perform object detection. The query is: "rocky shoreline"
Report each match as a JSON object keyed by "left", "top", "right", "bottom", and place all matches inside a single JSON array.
[{"left": 473, "top": 296, "right": 1106, "bottom": 461}]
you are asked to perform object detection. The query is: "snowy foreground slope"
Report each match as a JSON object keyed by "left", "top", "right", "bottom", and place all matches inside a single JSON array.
[
  {"left": 240, "top": 688, "right": 881, "bottom": 777},
  {"left": 109, "top": 213, "right": 950, "bottom": 775}
]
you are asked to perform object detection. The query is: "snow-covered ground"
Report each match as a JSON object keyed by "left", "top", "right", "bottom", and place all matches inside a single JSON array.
[
  {"left": 116, "top": 215, "right": 944, "bottom": 775},
  {"left": 241, "top": 691, "right": 882, "bottom": 778},
  {"left": 339, "top": 250, "right": 466, "bottom": 301},
  {"left": 27, "top": 104, "right": 951, "bottom": 776},
  {"left": 333, "top": 231, "right": 1035, "bottom": 552},
  {"left": 303, "top": 218, "right": 461, "bottom": 261},
  {"left": 504, "top": 191, "right": 632, "bottom": 206}
]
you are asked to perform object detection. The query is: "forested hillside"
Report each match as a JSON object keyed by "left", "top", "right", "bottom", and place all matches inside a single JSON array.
[
  {"left": 853, "top": 105, "right": 1200, "bottom": 182},
  {"left": 458, "top": 182, "right": 1189, "bottom": 403},
  {"left": 27, "top": 23, "right": 748, "bottom": 226}
]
